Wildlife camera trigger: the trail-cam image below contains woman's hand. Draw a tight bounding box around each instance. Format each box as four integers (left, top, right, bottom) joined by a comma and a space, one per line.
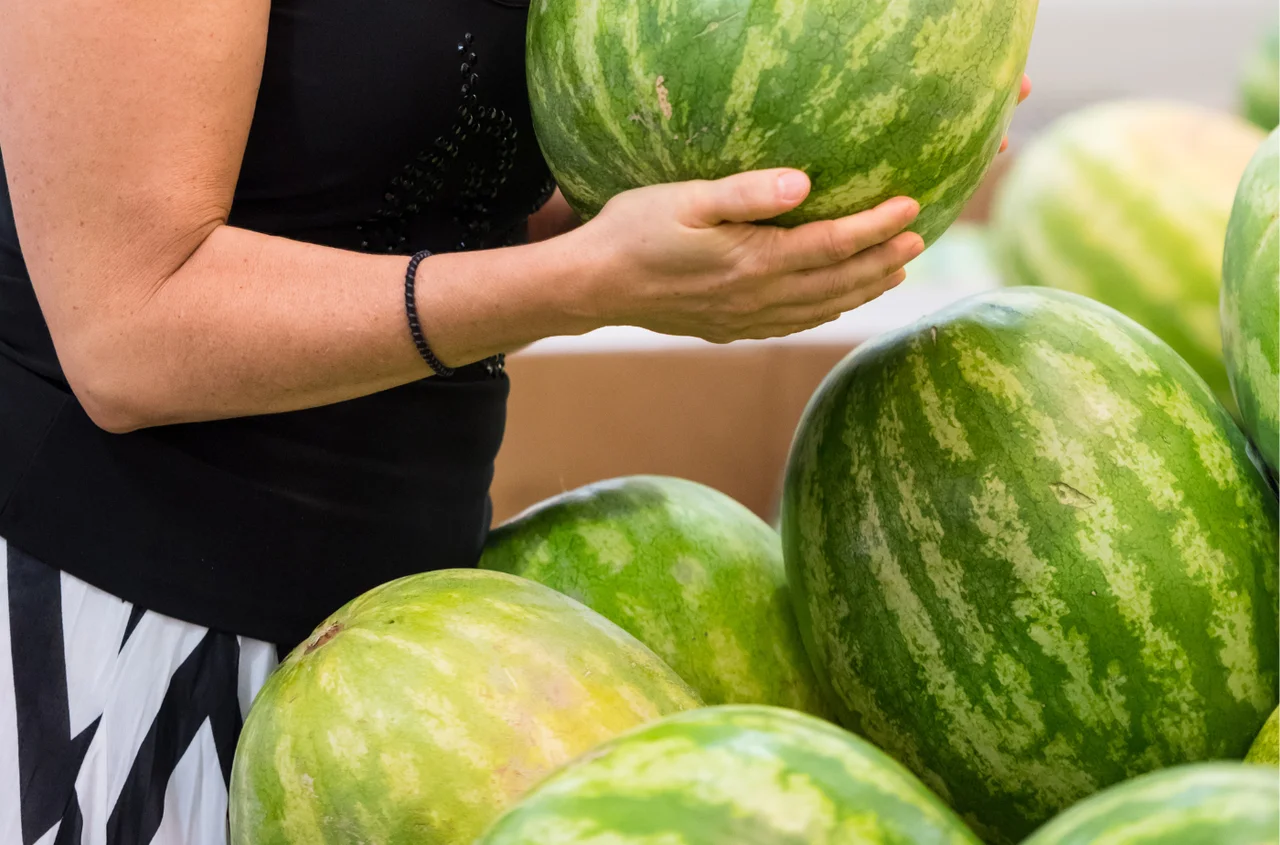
542, 74, 1031, 345
558, 168, 923, 344
999, 74, 1034, 153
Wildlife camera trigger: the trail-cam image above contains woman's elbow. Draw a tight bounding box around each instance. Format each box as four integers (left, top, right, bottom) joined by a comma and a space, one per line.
61, 344, 161, 434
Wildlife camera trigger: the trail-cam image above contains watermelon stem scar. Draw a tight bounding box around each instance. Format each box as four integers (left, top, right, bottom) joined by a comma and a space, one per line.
655, 76, 673, 121
304, 621, 343, 654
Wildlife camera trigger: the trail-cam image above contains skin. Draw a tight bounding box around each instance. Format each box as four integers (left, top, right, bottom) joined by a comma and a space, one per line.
0, 0, 1029, 434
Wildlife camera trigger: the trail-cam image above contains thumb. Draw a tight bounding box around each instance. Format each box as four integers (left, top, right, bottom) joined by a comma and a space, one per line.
680, 168, 811, 226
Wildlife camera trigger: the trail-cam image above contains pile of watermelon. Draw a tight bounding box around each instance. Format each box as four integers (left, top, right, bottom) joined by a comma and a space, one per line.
229, 3, 1280, 844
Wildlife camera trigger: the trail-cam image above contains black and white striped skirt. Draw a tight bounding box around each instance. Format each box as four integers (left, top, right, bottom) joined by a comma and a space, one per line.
0, 539, 279, 845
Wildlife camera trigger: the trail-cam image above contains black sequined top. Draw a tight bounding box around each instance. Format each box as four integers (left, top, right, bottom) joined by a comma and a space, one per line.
0, 0, 556, 646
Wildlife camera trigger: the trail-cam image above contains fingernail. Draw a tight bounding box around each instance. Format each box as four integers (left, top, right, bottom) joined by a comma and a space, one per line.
894, 197, 921, 220
908, 235, 926, 257
777, 171, 810, 203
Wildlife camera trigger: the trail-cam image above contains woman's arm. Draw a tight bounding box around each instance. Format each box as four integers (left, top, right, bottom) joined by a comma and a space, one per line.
0, 0, 585, 432
0, 0, 923, 434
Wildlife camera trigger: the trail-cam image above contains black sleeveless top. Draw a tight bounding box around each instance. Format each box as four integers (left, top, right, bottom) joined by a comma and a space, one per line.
0, 0, 555, 646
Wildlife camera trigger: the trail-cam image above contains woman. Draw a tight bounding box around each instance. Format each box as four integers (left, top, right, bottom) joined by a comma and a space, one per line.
0, 0, 1029, 840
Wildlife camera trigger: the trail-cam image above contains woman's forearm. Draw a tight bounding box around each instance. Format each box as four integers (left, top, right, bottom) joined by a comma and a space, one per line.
85, 224, 599, 433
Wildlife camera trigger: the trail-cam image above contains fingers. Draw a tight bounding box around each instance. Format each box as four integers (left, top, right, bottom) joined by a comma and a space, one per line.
679, 168, 812, 227
722, 236, 916, 342
795, 267, 909, 328
1001, 75, 1032, 154
738, 269, 909, 341
769, 231, 923, 307
764, 197, 920, 272
822, 266, 909, 318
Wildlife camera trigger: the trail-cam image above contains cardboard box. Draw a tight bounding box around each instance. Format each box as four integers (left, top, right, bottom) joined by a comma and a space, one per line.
494, 343, 850, 525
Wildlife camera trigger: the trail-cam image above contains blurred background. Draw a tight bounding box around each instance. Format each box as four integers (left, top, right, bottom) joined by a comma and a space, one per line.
492, 0, 1279, 526
1014, 0, 1273, 140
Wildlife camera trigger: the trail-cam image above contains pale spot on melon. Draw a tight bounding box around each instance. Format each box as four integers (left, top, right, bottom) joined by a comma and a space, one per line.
381, 750, 423, 801
326, 725, 368, 767
577, 523, 635, 574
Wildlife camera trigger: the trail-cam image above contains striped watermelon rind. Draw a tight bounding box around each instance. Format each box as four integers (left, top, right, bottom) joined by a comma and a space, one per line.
1222, 128, 1279, 473
475, 704, 983, 845
1021, 763, 1280, 845
228, 570, 700, 845
991, 100, 1265, 412
480, 475, 834, 717
781, 286, 1280, 844
526, 0, 1038, 243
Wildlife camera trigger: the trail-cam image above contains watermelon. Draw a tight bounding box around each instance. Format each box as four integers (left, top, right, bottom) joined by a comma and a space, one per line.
480, 476, 833, 717
228, 569, 700, 845
991, 101, 1265, 411
526, 0, 1038, 243
475, 705, 983, 845
780, 286, 1280, 844
1247, 707, 1279, 764
1242, 25, 1280, 132
1021, 763, 1280, 845
1222, 129, 1279, 473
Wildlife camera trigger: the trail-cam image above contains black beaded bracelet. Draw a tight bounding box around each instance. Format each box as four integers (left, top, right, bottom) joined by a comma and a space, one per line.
404, 250, 456, 378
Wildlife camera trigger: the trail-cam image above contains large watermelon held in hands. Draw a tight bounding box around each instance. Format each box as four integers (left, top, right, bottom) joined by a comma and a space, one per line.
780, 287, 1280, 845
229, 570, 700, 845
475, 705, 983, 845
1021, 763, 1280, 845
991, 101, 1265, 411
526, 0, 1039, 243
480, 476, 833, 717
1222, 129, 1279, 474
1247, 708, 1279, 764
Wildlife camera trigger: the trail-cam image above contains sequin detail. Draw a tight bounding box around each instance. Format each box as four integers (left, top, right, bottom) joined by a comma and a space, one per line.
357, 32, 547, 379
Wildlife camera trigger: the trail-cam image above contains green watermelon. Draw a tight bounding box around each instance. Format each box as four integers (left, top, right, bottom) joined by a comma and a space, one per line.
780, 286, 1280, 844
228, 570, 700, 845
1247, 708, 1279, 764
526, 0, 1038, 243
1222, 129, 1279, 474
1242, 25, 1280, 132
480, 476, 833, 717
1022, 763, 1280, 845
991, 101, 1265, 411
475, 705, 983, 845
